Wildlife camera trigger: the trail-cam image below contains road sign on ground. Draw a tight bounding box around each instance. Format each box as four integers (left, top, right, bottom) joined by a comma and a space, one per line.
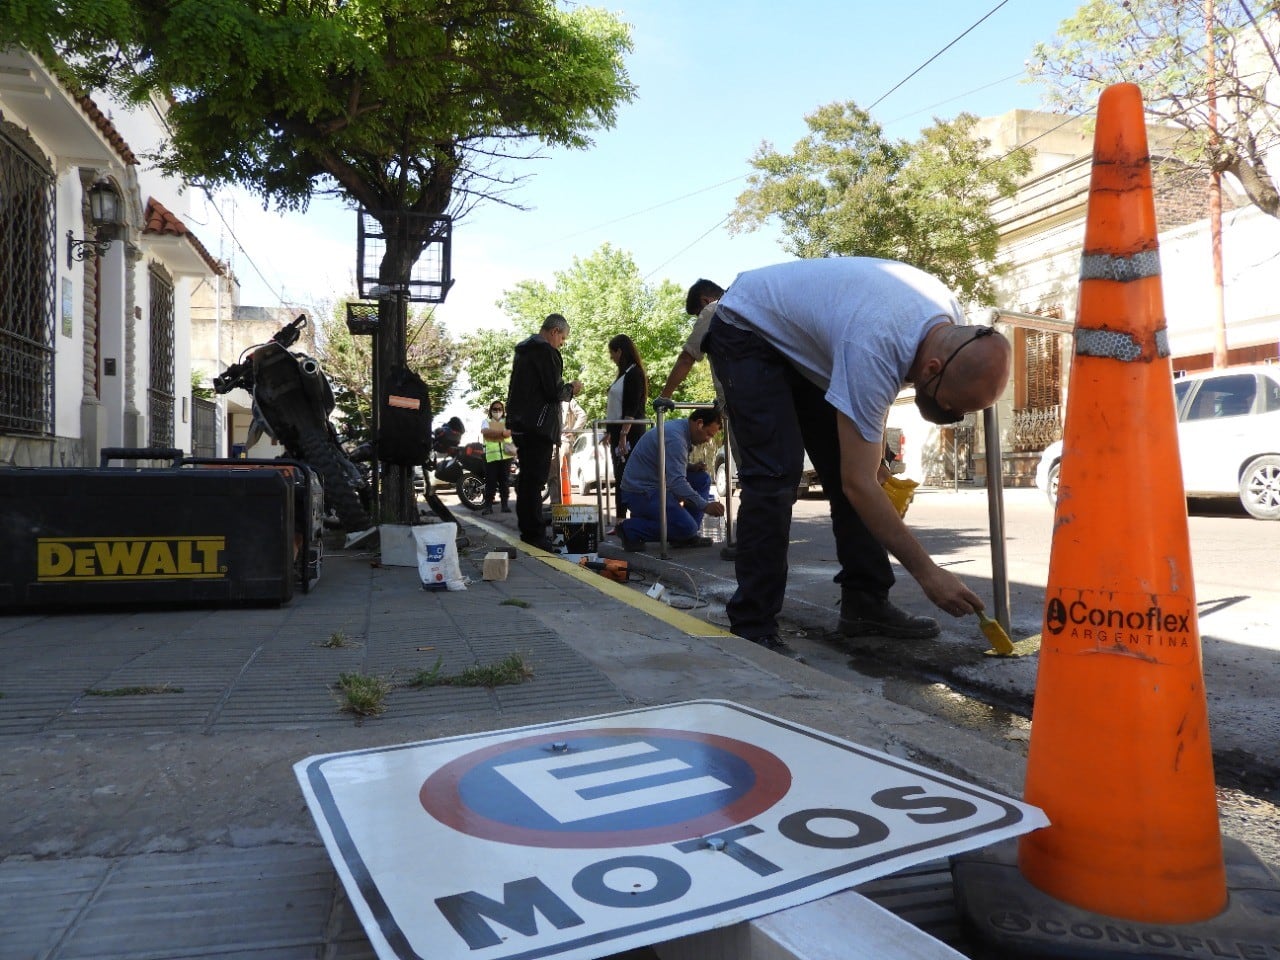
296, 699, 1047, 960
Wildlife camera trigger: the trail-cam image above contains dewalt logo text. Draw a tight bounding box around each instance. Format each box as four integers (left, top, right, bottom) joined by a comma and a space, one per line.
37, 537, 227, 582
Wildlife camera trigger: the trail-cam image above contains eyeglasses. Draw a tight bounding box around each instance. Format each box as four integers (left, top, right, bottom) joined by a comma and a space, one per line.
918, 326, 996, 424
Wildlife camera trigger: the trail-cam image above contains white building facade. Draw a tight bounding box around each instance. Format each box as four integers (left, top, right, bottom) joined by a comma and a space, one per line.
0, 47, 220, 469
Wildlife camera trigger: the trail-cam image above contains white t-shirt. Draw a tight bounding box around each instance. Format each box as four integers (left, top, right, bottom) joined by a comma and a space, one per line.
717, 257, 963, 442
606, 365, 632, 422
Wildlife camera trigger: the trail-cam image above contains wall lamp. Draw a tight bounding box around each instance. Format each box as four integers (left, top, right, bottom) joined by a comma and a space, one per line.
67, 180, 123, 268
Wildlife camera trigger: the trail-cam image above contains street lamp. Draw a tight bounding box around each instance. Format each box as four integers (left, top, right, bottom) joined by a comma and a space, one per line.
67, 180, 123, 267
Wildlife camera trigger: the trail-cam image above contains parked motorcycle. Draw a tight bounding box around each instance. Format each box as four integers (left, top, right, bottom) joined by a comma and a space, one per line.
430, 425, 541, 511
214, 315, 373, 531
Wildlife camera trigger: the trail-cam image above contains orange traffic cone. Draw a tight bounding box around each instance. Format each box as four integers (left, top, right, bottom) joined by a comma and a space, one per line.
560, 453, 573, 504
1017, 83, 1226, 922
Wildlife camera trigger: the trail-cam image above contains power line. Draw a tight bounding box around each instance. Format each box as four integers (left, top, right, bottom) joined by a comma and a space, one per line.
883, 71, 1024, 126
638, 1, 1026, 277
144, 98, 289, 305
552, 174, 746, 243
866, 0, 1014, 112
200, 190, 289, 305
643, 214, 732, 282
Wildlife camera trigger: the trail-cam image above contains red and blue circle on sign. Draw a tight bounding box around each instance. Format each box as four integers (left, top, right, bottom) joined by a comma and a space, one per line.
420, 728, 791, 848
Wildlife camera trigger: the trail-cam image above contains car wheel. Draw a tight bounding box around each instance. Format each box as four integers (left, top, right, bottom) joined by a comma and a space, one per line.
1046, 462, 1061, 504
1239, 454, 1280, 520
715, 461, 728, 499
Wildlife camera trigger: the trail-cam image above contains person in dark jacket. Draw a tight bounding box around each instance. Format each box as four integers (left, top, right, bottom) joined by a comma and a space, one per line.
605, 333, 648, 520
506, 314, 583, 548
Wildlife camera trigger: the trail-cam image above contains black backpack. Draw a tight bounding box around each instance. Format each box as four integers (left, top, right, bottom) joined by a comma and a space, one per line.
378, 366, 433, 465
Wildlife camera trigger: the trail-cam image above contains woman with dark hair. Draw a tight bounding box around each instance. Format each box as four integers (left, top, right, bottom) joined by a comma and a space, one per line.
606, 334, 648, 520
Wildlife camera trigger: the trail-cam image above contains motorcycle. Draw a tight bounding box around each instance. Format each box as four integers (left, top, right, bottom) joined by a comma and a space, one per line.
214, 315, 373, 531
431, 424, 542, 511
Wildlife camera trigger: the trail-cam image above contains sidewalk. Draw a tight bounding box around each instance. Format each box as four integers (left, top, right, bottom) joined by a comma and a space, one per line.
0, 509, 1035, 960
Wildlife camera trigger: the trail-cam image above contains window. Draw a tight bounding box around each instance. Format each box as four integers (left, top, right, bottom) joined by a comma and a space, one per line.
147, 266, 176, 447
1183, 374, 1257, 422
1262, 375, 1280, 413
0, 125, 57, 435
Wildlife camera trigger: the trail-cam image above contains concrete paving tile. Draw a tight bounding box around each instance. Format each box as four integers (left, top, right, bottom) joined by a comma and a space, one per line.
0, 857, 110, 960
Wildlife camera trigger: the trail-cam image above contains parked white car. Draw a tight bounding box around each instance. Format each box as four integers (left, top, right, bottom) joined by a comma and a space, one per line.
567, 430, 615, 496
1034, 364, 1280, 520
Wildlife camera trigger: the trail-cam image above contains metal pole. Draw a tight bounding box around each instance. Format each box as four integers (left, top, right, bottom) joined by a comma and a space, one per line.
370, 328, 380, 511
654, 408, 669, 558
982, 406, 1010, 634
592, 421, 607, 530
984, 308, 1075, 633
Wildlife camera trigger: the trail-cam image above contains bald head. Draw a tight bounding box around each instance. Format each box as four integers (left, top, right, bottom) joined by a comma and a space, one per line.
915, 325, 1012, 424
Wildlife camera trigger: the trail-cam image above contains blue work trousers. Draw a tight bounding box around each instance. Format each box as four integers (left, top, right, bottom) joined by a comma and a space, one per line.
620, 468, 711, 543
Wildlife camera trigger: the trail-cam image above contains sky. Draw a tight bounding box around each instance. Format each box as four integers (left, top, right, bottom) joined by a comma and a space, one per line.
190, 0, 1084, 419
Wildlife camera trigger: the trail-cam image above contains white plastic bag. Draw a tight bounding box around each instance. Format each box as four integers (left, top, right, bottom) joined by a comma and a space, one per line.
413, 522, 467, 591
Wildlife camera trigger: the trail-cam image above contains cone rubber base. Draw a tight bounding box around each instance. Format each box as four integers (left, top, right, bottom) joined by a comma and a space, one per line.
951, 838, 1280, 959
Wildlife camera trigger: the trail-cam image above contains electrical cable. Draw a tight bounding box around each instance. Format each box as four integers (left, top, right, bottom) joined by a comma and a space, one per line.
143, 99, 289, 306
865, 0, 1014, 113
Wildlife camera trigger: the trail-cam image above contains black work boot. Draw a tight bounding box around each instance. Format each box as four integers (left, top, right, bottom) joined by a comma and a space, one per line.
839, 590, 939, 640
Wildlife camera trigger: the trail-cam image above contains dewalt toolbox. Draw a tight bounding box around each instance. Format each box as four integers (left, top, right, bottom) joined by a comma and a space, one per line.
0, 452, 295, 610
182, 457, 324, 593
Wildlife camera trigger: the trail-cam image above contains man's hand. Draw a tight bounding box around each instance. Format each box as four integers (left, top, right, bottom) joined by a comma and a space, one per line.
652, 396, 675, 413
917, 566, 984, 619
703, 501, 725, 518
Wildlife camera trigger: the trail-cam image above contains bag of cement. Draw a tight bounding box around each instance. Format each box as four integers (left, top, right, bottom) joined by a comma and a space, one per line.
413, 522, 466, 591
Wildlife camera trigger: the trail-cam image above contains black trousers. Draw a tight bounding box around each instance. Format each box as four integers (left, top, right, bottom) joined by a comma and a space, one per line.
483, 458, 511, 507
704, 317, 893, 640
513, 434, 553, 541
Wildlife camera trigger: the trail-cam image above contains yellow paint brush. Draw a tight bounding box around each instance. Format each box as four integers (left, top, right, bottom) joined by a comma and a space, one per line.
977, 611, 1015, 656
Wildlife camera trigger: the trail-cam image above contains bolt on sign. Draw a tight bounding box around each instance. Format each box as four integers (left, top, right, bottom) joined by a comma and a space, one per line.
295, 700, 1047, 960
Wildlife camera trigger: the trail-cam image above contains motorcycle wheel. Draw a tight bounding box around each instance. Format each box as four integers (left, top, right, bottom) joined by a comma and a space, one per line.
456, 473, 485, 510
299, 430, 375, 531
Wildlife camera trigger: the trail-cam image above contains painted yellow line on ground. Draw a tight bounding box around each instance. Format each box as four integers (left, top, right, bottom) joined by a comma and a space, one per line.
466, 515, 735, 639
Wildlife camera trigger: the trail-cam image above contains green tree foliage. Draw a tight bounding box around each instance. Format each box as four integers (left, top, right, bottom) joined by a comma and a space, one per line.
0, 0, 634, 519
457, 328, 520, 413
318, 301, 458, 442
458, 245, 712, 422
729, 102, 1032, 305
0, 0, 635, 219
1028, 0, 1280, 217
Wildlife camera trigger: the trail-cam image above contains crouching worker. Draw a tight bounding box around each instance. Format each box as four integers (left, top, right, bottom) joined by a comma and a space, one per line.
615, 406, 726, 552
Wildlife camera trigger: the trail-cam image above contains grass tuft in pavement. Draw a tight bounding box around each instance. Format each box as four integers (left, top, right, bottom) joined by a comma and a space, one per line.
335, 672, 392, 716
85, 684, 184, 697
406, 652, 533, 689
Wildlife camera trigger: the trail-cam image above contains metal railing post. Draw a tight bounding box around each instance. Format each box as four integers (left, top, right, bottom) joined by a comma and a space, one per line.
588, 417, 654, 532
654, 407, 669, 558
982, 406, 1010, 635
985, 308, 1075, 635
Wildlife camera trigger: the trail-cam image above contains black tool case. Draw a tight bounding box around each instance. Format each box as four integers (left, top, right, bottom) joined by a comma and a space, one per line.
0, 449, 295, 610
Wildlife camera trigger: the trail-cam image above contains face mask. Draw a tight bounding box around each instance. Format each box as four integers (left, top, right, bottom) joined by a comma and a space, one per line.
913, 325, 995, 424
914, 391, 965, 425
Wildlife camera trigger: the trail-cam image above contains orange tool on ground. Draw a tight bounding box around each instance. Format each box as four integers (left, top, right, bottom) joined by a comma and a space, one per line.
1017, 82, 1226, 923
579, 557, 628, 583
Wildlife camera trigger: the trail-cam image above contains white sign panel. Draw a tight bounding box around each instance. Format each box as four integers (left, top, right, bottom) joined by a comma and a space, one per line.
295, 699, 1046, 960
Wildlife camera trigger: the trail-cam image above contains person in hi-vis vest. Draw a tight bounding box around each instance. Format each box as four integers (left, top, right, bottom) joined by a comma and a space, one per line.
480, 400, 514, 515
